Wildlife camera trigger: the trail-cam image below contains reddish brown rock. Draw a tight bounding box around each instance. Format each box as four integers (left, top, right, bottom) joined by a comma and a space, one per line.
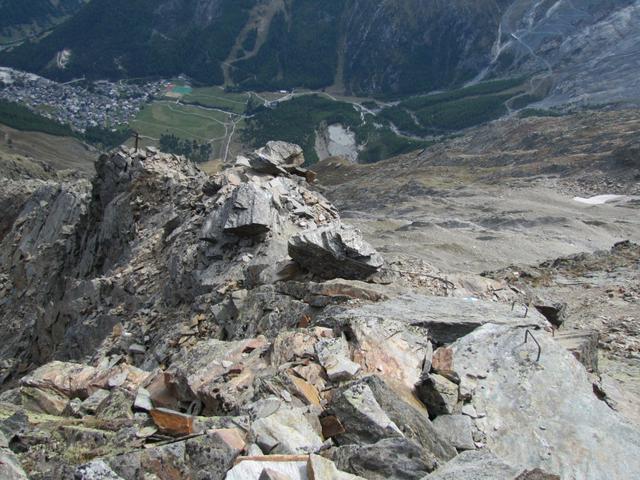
320, 415, 345, 438
432, 347, 454, 373
150, 408, 195, 436
288, 374, 322, 407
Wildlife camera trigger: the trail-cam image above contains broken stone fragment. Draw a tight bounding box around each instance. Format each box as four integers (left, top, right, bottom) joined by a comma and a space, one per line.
144, 371, 180, 410
328, 375, 456, 462
80, 388, 110, 415
250, 406, 324, 454
287, 373, 322, 407
432, 415, 476, 451
421, 450, 520, 479
133, 387, 153, 412
288, 225, 383, 280
95, 388, 134, 420
320, 415, 346, 438
259, 468, 293, 480
515, 469, 561, 479
330, 437, 439, 480
431, 347, 454, 373
150, 408, 195, 436
0, 441, 29, 480
554, 329, 599, 372
223, 183, 275, 236
20, 386, 69, 416
128, 343, 146, 355
415, 373, 459, 418
75, 459, 124, 480
316, 335, 360, 382
226, 456, 310, 480
108, 429, 243, 479
307, 453, 367, 480
247, 141, 305, 176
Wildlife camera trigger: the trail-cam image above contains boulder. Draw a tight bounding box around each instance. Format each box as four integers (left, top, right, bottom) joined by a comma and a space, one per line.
421, 450, 520, 480
164, 337, 270, 415
288, 225, 383, 280
0, 445, 29, 480
415, 373, 459, 418
328, 376, 456, 462
432, 415, 475, 451
150, 408, 195, 436
80, 389, 111, 415
554, 329, 599, 372
451, 324, 640, 479
315, 335, 360, 382
345, 317, 431, 392
431, 347, 454, 373
246, 141, 305, 176
272, 328, 334, 365
95, 389, 134, 421
226, 456, 310, 480
109, 429, 244, 480
328, 380, 402, 445
250, 406, 324, 454
74, 459, 125, 480
20, 362, 98, 399
330, 437, 439, 480
222, 183, 274, 236
307, 454, 367, 480
20, 386, 69, 415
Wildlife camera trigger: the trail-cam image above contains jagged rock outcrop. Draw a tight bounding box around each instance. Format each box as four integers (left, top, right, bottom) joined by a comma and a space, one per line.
1, 142, 640, 479
288, 225, 384, 280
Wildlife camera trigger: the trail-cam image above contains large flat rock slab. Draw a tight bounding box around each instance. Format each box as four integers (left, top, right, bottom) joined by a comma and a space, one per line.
451, 324, 640, 479
328, 294, 548, 344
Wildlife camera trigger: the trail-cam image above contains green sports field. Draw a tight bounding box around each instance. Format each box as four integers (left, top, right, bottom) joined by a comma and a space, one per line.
181, 86, 249, 114
130, 101, 231, 142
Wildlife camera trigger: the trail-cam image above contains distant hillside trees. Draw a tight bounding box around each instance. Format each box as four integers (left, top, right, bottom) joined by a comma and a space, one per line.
159, 134, 213, 163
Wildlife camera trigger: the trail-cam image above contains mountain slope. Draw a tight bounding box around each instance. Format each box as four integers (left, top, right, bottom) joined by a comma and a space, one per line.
1, 0, 256, 83
0, 0, 638, 104
0, 0, 87, 44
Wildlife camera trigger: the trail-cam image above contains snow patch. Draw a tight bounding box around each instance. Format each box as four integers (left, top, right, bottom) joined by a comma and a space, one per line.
573, 194, 626, 205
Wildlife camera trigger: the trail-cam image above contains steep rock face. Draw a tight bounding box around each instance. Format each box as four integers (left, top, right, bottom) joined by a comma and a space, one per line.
485, 0, 640, 107
341, 0, 511, 94
0, 143, 380, 384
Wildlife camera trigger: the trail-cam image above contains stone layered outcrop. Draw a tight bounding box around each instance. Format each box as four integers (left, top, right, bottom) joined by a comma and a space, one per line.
0, 142, 639, 479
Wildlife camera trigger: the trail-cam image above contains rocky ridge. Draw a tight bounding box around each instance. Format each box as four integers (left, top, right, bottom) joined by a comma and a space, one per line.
0, 142, 639, 479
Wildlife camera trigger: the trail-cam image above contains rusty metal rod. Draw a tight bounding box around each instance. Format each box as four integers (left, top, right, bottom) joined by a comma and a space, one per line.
524, 329, 542, 362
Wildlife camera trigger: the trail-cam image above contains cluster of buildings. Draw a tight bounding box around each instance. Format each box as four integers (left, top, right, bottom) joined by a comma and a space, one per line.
0, 67, 167, 131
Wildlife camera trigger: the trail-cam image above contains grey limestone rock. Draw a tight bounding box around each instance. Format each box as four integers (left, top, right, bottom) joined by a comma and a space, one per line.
432, 414, 476, 451
421, 450, 520, 480
451, 324, 640, 479
288, 225, 383, 280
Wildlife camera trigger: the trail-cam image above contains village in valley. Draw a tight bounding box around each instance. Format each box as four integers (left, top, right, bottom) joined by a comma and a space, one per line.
0, 67, 168, 132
